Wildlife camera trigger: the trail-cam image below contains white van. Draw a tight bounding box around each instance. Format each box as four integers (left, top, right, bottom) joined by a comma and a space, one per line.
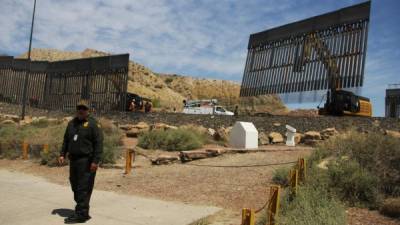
182, 99, 234, 116
183, 105, 234, 116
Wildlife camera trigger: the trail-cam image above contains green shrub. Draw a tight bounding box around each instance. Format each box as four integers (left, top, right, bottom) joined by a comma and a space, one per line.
152, 98, 161, 108
31, 118, 50, 128
0, 119, 123, 166
102, 130, 123, 164
138, 128, 205, 151
380, 198, 400, 218
164, 77, 173, 84
318, 131, 400, 196
276, 185, 346, 225
272, 167, 290, 187
307, 147, 331, 166
99, 118, 123, 164
40, 144, 62, 167
327, 159, 380, 208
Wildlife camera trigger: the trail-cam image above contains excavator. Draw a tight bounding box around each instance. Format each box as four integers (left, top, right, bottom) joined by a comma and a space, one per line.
302, 33, 372, 117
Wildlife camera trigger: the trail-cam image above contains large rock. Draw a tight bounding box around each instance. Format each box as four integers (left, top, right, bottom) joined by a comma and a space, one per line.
268, 132, 284, 144
304, 131, 322, 140
152, 155, 180, 165
303, 131, 322, 146
119, 124, 134, 131
47, 118, 59, 124
385, 130, 400, 139
179, 149, 224, 162
273, 122, 281, 127
294, 133, 304, 144
1, 119, 16, 125
207, 128, 216, 137
134, 122, 150, 130
3, 114, 20, 122
214, 126, 232, 142
151, 123, 177, 131
126, 128, 141, 138
320, 128, 338, 140
258, 132, 270, 145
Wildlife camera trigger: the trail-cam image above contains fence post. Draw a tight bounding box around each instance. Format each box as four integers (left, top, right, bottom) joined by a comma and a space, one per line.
22, 142, 29, 160
289, 169, 298, 196
298, 158, 306, 183
267, 185, 281, 225
124, 148, 135, 175
43, 144, 49, 154
241, 208, 255, 225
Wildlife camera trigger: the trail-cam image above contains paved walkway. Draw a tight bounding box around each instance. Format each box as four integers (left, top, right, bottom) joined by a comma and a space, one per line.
0, 170, 220, 225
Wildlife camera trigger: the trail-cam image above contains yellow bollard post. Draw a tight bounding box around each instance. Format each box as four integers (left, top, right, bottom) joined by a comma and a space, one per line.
22, 142, 29, 160
289, 169, 299, 196
298, 158, 306, 182
241, 208, 255, 225
125, 149, 131, 174
267, 185, 281, 225
43, 144, 49, 154
125, 148, 135, 175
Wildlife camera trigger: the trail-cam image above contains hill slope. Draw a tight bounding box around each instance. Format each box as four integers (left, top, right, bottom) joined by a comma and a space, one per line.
19, 48, 287, 113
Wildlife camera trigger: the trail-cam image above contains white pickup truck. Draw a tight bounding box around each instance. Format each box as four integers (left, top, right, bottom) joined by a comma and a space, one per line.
183, 105, 234, 116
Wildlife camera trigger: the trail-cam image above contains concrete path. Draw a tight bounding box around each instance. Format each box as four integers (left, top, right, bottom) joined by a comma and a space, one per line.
0, 170, 220, 225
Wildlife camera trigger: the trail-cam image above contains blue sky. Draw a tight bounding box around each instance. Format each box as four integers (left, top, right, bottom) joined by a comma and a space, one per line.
0, 0, 399, 116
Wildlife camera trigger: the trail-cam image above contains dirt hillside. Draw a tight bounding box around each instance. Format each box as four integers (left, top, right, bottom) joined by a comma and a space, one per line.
19, 48, 287, 113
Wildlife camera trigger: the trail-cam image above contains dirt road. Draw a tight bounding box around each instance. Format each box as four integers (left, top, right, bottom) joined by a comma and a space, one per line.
0, 169, 220, 225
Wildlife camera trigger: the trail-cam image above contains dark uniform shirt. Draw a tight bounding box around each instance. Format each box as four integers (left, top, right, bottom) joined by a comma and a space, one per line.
61, 116, 103, 164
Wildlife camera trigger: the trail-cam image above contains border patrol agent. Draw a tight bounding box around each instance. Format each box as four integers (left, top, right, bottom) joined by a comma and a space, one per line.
59, 100, 103, 224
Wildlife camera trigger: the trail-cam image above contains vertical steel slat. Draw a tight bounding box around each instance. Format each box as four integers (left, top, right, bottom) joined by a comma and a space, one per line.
253, 47, 262, 96
276, 43, 286, 93
354, 22, 363, 87
242, 49, 253, 96
258, 46, 268, 95
345, 28, 354, 88
343, 27, 352, 88
253, 48, 262, 95
283, 40, 293, 93
351, 25, 358, 87
263, 47, 273, 95
260, 45, 270, 94
360, 20, 369, 87
273, 43, 283, 93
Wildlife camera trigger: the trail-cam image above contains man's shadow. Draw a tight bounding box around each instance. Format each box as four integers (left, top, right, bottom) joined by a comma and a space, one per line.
51, 208, 74, 218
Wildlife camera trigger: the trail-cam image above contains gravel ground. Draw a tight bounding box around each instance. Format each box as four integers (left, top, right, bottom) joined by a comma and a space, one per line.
2, 102, 400, 134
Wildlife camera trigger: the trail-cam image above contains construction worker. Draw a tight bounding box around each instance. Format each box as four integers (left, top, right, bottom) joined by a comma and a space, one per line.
144, 101, 152, 113
234, 105, 239, 117
59, 100, 103, 224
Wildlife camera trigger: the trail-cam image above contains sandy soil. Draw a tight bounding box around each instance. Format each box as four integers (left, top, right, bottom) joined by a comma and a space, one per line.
0, 145, 311, 225
1, 144, 398, 225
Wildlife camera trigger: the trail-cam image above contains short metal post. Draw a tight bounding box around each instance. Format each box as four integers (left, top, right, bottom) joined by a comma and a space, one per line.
298, 158, 306, 182
289, 169, 299, 196
43, 144, 49, 154
267, 185, 281, 225
241, 208, 255, 225
124, 149, 134, 174
22, 142, 29, 160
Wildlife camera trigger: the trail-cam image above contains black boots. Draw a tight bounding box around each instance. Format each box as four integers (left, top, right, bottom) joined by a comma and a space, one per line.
64, 214, 91, 224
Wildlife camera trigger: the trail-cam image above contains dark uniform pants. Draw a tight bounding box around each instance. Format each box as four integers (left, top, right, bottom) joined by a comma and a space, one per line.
69, 157, 96, 217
